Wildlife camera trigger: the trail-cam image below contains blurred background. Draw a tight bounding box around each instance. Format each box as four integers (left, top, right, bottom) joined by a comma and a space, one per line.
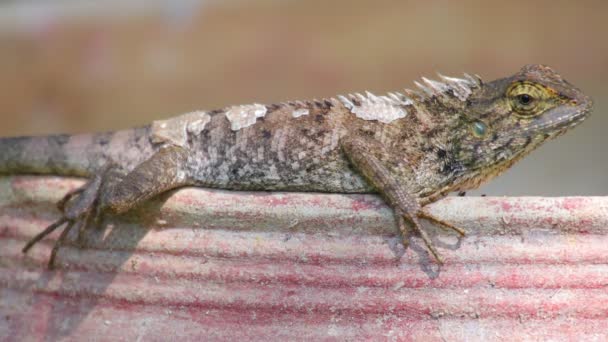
0, 0, 606, 196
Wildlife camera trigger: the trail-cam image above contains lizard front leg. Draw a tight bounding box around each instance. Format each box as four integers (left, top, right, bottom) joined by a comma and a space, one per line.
22, 145, 190, 269
341, 137, 464, 264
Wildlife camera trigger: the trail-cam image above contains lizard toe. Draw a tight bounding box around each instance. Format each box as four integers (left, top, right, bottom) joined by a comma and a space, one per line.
22, 174, 105, 269
396, 213, 444, 265
418, 211, 466, 236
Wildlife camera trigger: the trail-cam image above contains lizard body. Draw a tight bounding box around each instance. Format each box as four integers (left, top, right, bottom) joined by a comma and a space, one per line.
0, 64, 593, 268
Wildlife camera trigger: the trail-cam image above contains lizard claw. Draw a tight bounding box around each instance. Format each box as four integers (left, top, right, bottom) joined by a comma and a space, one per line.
21, 215, 78, 269
418, 211, 466, 237
396, 214, 444, 265
396, 211, 465, 265
22, 175, 104, 269
22, 217, 69, 255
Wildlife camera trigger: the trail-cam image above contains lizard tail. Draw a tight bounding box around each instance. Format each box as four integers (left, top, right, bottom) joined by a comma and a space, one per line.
0, 127, 155, 177
0, 134, 91, 176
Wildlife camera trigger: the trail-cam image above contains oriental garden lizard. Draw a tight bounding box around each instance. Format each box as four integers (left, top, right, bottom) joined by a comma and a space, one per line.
0, 64, 593, 268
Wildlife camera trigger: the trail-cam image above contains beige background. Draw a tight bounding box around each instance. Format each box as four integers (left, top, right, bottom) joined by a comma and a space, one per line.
0, 0, 606, 195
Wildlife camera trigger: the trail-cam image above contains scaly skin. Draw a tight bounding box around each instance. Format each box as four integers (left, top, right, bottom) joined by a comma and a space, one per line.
0, 64, 593, 268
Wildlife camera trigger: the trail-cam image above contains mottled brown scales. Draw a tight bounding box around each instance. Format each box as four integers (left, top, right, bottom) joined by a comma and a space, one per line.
0, 64, 593, 268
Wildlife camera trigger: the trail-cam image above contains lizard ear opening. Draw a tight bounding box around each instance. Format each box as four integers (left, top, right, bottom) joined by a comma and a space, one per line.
471, 121, 487, 138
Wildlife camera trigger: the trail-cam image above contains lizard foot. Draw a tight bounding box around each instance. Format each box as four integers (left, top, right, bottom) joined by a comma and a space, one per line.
396, 210, 465, 265
22, 172, 105, 269
418, 211, 466, 237
22, 147, 189, 269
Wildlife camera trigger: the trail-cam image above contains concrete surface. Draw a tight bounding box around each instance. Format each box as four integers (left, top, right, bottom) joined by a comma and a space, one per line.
1, 176, 608, 341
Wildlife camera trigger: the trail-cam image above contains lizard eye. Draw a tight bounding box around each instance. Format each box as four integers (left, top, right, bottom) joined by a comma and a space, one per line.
517, 94, 533, 106
507, 81, 554, 117
512, 92, 539, 115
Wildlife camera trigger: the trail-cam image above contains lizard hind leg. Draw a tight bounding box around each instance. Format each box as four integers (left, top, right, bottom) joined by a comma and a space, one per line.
21, 166, 116, 269
22, 146, 190, 269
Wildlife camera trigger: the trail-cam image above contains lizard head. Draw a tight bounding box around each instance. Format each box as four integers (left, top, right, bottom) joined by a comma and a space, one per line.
451, 64, 593, 189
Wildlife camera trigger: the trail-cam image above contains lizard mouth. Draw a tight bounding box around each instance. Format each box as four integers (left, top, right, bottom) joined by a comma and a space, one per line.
523, 93, 593, 135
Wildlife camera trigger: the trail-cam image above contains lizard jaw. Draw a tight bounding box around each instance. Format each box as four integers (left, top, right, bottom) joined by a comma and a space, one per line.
519, 84, 592, 138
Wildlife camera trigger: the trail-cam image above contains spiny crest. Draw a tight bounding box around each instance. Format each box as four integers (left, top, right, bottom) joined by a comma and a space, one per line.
337, 91, 412, 124
149, 71, 485, 146
336, 72, 482, 124
428, 73, 482, 101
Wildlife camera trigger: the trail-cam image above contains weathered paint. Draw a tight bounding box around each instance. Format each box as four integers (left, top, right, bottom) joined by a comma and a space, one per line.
1, 176, 608, 341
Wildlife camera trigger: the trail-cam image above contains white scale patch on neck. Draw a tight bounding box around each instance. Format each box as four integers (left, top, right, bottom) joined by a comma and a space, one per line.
292, 108, 309, 118
225, 103, 268, 131
338, 91, 412, 124
151, 110, 211, 147
337, 73, 481, 124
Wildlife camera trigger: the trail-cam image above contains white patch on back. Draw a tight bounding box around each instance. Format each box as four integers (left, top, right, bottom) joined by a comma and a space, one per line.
338, 91, 412, 124
225, 103, 267, 131
338, 73, 482, 124
292, 108, 309, 118
151, 110, 210, 147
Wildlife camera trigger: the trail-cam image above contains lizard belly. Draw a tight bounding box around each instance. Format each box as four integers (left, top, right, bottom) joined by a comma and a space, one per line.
187, 149, 372, 193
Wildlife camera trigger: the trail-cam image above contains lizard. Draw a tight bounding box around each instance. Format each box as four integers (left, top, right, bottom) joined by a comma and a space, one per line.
0, 64, 593, 269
